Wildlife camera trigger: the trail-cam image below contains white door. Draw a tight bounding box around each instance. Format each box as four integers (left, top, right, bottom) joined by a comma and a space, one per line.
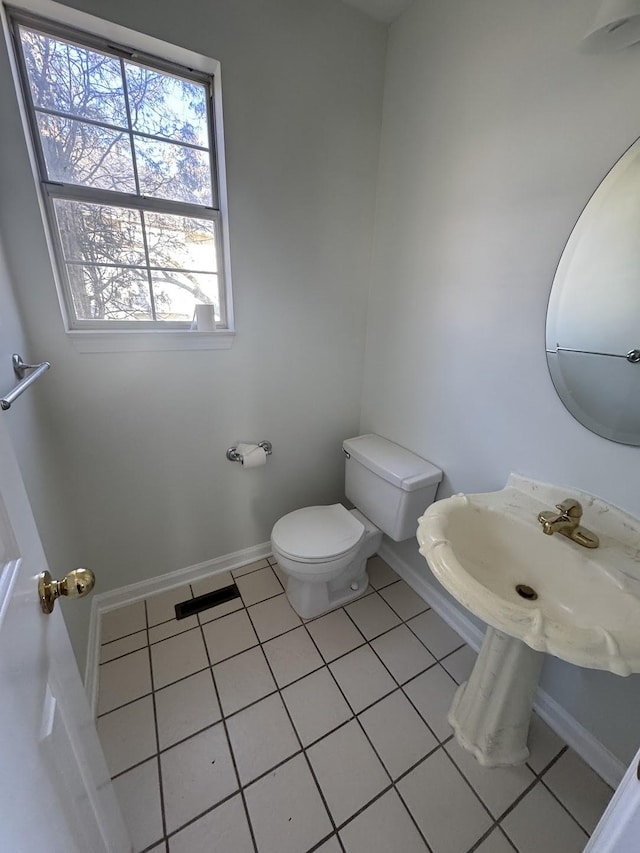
0, 412, 131, 851
586, 748, 640, 853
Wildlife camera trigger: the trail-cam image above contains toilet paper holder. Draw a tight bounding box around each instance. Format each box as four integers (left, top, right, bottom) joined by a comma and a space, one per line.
226, 440, 272, 464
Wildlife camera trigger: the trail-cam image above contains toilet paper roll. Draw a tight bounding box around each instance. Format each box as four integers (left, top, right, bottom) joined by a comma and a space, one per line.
237, 443, 267, 468
194, 303, 217, 331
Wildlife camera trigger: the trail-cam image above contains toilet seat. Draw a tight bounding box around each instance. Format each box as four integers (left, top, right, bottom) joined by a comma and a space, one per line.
271, 504, 364, 564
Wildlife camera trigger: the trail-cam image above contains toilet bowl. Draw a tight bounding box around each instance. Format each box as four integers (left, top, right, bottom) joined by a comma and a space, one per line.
271, 434, 443, 620
271, 505, 382, 618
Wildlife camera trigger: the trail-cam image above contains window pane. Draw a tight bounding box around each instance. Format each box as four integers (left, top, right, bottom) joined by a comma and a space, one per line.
134, 136, 212, 205
144, 212, 217, 272
54, 200, 146, 266
15, 19, 225, 328
67, 264, 152, 320
20, 27, 127, 126
37, 113, 136, 191
151, 272, 219, 322
125, 63, 208, 147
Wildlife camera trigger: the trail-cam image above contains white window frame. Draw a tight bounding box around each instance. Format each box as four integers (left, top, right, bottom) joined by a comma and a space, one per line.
1, 0, 234, 351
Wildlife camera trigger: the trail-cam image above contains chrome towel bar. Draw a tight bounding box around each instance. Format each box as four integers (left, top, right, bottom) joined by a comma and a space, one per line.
1, 354, 50, 411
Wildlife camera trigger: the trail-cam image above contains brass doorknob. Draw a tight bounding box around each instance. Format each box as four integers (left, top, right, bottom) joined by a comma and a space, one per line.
38, 568, 95, 615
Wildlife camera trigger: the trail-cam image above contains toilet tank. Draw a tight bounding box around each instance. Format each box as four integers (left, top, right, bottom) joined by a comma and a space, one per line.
343, 434, 443, 542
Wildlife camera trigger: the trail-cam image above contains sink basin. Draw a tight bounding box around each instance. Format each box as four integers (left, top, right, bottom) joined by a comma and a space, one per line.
417, 474, 640, 676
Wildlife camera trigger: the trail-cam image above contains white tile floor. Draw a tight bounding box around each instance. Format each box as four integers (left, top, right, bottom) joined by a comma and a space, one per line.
96, 555, 613, 853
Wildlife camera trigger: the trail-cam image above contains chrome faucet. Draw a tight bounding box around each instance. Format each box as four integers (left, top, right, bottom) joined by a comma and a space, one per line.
537, 499, 600, 549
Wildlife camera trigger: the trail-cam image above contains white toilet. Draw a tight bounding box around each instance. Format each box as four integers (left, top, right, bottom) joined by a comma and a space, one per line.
271, 434, 443, 619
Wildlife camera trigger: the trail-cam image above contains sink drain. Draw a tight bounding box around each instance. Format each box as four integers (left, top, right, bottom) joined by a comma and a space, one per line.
516, 584, 538, 601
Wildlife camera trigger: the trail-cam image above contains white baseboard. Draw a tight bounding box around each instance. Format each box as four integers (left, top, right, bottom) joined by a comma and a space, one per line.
84, 541, 272, 716
379, 542, 627, 789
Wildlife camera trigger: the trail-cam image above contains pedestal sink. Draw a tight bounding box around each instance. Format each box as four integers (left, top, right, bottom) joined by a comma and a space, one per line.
416, 474, 640, 767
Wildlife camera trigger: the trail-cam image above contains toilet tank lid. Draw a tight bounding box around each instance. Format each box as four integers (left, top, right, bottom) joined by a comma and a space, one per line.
342, 434, 442, 492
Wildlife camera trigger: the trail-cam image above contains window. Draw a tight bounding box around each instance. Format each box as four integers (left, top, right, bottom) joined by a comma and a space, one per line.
8, 10, 232, 338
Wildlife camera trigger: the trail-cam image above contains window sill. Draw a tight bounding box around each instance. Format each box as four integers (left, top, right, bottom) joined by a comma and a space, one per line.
67, 329, 236, 353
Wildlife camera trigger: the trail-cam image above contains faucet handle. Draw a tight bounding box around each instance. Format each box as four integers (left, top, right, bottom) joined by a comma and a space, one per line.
555, 499, 582, 520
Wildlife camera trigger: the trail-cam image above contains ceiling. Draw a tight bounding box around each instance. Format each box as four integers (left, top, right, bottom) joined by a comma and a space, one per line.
340, 0, 414, 24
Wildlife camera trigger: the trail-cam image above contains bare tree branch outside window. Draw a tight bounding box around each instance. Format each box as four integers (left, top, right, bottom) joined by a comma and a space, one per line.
15, 23, 222, 325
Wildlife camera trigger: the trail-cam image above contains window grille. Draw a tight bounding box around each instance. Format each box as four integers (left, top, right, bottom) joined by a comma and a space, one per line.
9, 10, 229, 330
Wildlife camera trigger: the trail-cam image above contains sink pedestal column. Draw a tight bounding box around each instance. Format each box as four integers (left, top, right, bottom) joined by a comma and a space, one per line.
448, 626, 544, 767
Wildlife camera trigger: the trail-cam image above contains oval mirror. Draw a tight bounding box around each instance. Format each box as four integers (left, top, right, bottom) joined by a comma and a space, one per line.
546, 137, 640, 445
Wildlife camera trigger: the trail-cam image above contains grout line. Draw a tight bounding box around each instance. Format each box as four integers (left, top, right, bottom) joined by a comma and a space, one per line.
102, 588, 248, 650
110, 715, 343, 788
462, 746, 571, 852
146, 583, 196, 628
138, 839, 168, 853
332, 781, 398, 830
330, 747, 441, 850
341, 603, 444, 746
333, 616, 439, 851
100, 587, 436, 675
434, 641, 467, 665
445, 731, 574, 850
436, 643, 473, 684
539, 775, 591, 838
99, 641, 150, 666
339, 598, 571, 852
110, 751, 161, 783
149, 621, 205, 645
403, 615, 466, 665
96, 689, 156, 719
197, 603, 245, 628
440, 743, 517, 833
301, 613, 433, 852
194, 611, 260, 853
243, 601, 347, 852
401, 658, 454, 693
391, 738, 449, 786
231, 560, 273, 579
101, 626, 148, 646
366, 564, 403, 592
237, 585, 288, 611
375, 578, 431, 623
99, 647, 434, 726
525, 745, 568, 778
498, 828, 520, 853
163, 789, 248, 846
306, 832, 342, 852
466, 824, 517, 853
515, 743, 567, 789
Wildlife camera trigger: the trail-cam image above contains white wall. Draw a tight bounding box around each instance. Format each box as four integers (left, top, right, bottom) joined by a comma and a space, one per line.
0, 237, 83, 647
0, 0, 387, 667
361, 0, 640, 765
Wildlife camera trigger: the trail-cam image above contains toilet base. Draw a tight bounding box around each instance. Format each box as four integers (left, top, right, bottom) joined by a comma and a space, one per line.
285, 562, 370, 619
275, 508, 383, 620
